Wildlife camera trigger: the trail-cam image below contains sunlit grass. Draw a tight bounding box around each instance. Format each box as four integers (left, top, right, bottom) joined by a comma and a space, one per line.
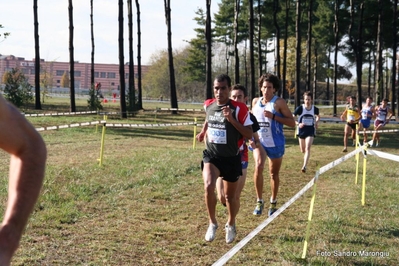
0, 98, 398, 265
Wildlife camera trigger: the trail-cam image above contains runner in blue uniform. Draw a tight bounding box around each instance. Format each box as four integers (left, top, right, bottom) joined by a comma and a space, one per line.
251, 73, 295, 217
359, 96, 374, 144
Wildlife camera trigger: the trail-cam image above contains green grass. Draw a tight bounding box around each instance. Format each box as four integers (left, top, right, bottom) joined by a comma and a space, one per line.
0, 98, 398, 265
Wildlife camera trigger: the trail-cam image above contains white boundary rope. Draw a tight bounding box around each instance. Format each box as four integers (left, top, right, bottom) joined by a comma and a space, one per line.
105, 122, 196, 128
35, 120, 106, 132
367, 149, 399, 162
25, 111, 97, 117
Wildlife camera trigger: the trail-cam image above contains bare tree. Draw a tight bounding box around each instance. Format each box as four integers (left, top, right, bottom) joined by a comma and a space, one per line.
205, 0, 212, 99
164, 0, 178, 113
135, 0, 143, 110
282, 0, 290, 100
68, 0, 76, 112
33, 0, 42, 109
257, 0, 262, 80
249, 0, 256, 100
234, 0, 240, 84
392, 0, 398, 118
127, 0, 136, 113
348, 0, 365, 108
273, 0, 280, 82
306, 0, 313, 92
90, 0, 95, 87
333, 0, 339, 116
118, 0, 127, 118
295, 0, 301, 108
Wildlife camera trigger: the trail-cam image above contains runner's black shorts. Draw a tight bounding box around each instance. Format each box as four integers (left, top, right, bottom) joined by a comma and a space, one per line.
201, 149, 241, 182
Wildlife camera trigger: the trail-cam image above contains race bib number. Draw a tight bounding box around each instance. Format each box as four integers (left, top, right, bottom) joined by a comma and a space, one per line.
348, 115, 355, 121
259, 122, 271, 139
208, 128, 227, 144
302, 117, 314, 126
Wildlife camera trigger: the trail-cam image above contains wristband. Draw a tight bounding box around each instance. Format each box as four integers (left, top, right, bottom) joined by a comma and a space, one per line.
272, 114, 275, 120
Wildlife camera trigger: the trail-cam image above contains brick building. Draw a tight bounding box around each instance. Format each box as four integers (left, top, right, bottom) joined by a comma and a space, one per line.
0, 54, 149, 95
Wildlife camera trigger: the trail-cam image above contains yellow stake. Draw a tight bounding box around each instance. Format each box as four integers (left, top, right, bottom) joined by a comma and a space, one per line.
355, 124, 360, 184
362, 146, 368, 206
193, 117, 197, 150
98, 115, 107, 166
302, 179, 317, 259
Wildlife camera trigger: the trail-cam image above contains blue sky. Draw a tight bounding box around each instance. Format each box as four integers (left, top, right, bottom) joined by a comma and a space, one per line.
1, 0, 220, 65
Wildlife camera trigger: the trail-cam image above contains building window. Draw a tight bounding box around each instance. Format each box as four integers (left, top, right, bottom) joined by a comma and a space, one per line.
111, 82, 115, 86
107, 72, 116, 78
74, 71, 81, 77
21, 68, 28, 74
125, 73, 129, 79
56, 70, 65, 76
30, 69, 35, 75
100, 72, 106, 78
57, 80, 60, 83
94, 72, 99, 78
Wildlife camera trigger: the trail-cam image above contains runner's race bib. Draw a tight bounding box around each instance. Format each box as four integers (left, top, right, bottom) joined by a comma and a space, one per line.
302, 117, 314, 126
208, 128, 227, 144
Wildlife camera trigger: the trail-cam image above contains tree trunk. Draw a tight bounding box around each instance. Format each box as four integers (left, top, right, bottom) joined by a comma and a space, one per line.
234, 0, 240, 84
68, 0, 76, 112
273, 0, 281, 96
205, 0, 212, 100
295, 0, 301, 108
33, 0, 42, 109
356, 3, 364, 108
392, 0, 398, 118
249, 0, 255, 101
127, 0, 135, 113
164, 0, 178, 114
333, 0, 339, 116
326, 46, 330, 104
90, 0, 95, 87
118, 0, 127, 118
282, 0, 289, 100
257, 0, 262, 82
135, 0, 143, 110
313, 41, 317, 101
375, 0, 383, 103
306, 0, 313, 92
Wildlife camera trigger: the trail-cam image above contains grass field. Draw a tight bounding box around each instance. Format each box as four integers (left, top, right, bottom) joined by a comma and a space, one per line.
0, 98, 398, 265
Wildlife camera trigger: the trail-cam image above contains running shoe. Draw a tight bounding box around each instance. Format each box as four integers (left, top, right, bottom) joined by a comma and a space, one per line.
342, 147, 347, 152
376, 141, 379, 147
268, 202, 277, 217
225, 224, 236, 244
301, 167, 306, 173
205, 223, 218, 242
253, 200, 264, 216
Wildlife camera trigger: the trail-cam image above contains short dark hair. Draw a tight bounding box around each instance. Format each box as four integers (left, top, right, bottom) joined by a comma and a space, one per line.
231, 84, 247, 97
258, 73, 280, 93
383, 98, 389, 102
214, 74, 231, 87
303, 91, 313, 99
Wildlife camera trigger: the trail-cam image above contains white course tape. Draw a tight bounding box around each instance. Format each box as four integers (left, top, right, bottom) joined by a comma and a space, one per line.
25, 111, 97, 117
367, 149, 399, 163
35, 120, 106, 132
318, 148, 361, 175
362, 128, 399, 134
105, 122, 196, 128
213, 148, 362, 266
